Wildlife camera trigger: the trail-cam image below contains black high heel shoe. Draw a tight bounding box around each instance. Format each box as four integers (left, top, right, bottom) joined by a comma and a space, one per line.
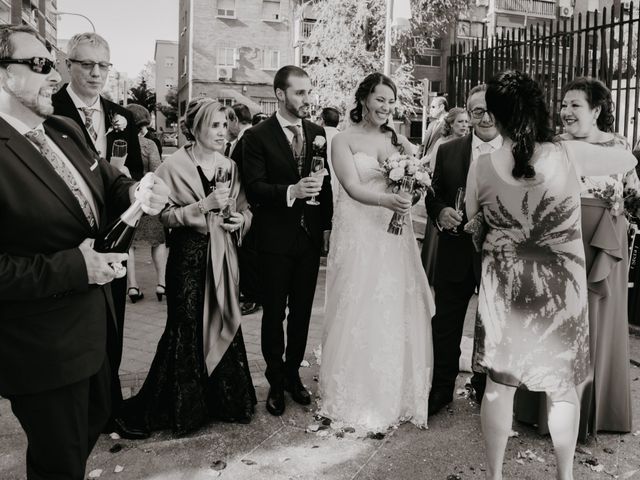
156, 284, 166, 301
128, 287, 144, 303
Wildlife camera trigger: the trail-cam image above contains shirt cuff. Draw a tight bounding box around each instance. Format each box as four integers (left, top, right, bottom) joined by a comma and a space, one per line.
286, 185, 295, 207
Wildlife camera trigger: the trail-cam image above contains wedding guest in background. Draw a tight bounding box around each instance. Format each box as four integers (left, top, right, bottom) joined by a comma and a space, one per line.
318, 106, 341, 201
467, 70, 636, 480
242, 65, 333, 416
420, 106, 470, 283
515, 77, 638, 441
224, 106, 238, 156
0, 24, 169, 477
51, 31, 144, 435
426, 85, 498, 416
252, 111, 268, 126
230, 103, 262, 316
121, 99, 256, 437
125, 104, 167, 303
419, 96, 448, 158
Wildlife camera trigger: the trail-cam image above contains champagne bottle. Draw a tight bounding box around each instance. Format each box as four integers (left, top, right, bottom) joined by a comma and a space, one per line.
94, 201, 144, 253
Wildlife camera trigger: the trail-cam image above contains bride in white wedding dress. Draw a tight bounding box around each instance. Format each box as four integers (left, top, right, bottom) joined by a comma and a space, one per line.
319, 73, 434, 432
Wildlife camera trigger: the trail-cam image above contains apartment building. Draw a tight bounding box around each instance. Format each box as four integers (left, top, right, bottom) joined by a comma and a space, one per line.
155, 40, 179, 129
2, 0, 57, 48
177, 0, 300, 120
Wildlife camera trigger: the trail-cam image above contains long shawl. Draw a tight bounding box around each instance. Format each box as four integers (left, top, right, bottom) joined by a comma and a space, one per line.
156, 146, 252, 374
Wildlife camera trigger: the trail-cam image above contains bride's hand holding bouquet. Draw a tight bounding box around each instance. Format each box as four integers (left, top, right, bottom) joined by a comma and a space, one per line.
379, 152, 433, 235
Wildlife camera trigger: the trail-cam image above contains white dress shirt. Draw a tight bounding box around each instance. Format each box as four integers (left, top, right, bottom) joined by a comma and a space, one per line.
275, 110, 305, 207
1, 112, 99, 222
471, 132, 503, 163
66, 85, 107, 158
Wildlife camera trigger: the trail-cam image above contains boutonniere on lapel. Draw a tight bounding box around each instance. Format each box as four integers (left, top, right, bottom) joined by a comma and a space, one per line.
312, 135, 326, 156
105, 112, 127, 136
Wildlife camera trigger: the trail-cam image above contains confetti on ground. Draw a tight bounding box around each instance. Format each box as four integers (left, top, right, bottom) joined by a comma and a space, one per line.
300, 360, 310, 368
114, 465, 124, 473
109, 432, 121, 440
241, 459, 257, 466
517, 449, 545, 463
87, 469, 103, 479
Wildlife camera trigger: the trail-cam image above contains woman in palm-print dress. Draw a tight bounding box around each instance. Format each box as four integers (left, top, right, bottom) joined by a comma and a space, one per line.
465, 72, 637, 480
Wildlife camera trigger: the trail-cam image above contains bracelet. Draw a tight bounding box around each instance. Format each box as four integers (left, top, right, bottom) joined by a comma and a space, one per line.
197, 200, 207, 215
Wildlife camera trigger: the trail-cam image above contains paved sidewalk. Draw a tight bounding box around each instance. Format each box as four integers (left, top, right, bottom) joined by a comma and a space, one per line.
1, 249, 640, 480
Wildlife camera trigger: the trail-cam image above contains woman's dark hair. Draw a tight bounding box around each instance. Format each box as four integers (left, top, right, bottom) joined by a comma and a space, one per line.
486, 71, 554, 179
252, 112, 268, 126
349, 73, 401, 150
562, 77, 615, 133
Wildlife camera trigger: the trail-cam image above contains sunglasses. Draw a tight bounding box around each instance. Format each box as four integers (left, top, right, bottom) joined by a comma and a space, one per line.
0, 57, 56, 74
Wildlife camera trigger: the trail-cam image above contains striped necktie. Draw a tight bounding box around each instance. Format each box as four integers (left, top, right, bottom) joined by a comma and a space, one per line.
81, 107, 98, 141
25, 129, 97, 228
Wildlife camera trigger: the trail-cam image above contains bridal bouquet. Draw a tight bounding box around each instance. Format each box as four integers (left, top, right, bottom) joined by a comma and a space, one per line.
379, 152, 433, 235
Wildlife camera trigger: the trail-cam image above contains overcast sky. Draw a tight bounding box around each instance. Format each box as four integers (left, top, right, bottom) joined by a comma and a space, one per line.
57, 0, 179, 80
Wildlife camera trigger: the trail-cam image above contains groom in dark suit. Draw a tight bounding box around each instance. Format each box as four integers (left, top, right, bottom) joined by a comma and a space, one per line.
0, 25, 169, 478
51, 32, 144, 435
426, 84, 501, 415
242, 65, 333, 416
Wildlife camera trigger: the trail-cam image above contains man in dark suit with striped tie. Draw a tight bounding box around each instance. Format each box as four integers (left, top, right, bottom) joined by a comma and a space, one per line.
242, 66, 333, 416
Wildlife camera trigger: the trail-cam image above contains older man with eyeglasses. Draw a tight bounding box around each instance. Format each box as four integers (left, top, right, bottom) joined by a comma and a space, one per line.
425, 84, 502, 416
0, 25, 169, 479
51, 32, 148, 439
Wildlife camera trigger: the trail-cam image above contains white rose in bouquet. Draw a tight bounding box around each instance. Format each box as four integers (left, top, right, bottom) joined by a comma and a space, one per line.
389, 167, 405, 182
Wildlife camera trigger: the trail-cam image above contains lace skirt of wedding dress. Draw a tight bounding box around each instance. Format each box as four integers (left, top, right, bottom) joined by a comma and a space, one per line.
319, 180, 435, 432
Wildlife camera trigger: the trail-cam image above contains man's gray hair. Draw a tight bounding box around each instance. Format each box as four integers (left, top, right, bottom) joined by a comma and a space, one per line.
467, 84, 487, 104
67, 32, 110, 59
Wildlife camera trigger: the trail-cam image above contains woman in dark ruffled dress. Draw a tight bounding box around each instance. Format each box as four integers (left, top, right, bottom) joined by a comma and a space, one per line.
122, 99, 256, 436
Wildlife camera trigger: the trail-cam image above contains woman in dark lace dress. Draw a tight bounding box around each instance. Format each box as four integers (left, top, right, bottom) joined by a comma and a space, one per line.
122, 99, 256, 436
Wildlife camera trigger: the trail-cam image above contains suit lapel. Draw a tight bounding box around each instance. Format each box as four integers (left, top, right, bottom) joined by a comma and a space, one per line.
302, 120, 317, 177
54, 85, 99, 154
44, 120, 105, 212
461, 134, 473, 178
1, 118, 91, 229
267, 115, 299, 179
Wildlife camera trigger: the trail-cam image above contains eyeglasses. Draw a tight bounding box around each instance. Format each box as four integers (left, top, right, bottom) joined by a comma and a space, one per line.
0, 57, 56, 74
469, 108, 490, 119
68, 59, 113, 72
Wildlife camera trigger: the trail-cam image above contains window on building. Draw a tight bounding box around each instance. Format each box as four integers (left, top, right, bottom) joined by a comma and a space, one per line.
165, 78, 175, 88
262, 0, 280, 21
424, 38, 442, 50
0, 0, 11, 25
259, 99, 278, 114
218, 98, 234, 106
457, 20, 484, 39
263, 49, 280, 70
415, 54, 441, 67
430, 81, 442, 93
165, 56, 175, 67
217, 0, 235, 17
217, 47, 237, 67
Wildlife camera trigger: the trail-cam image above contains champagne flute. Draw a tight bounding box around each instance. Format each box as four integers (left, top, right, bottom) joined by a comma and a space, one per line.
454, 187, 465, 234
214, 166, 231, 189
111, 139, 128, 171
307, 156, 325, 206
222, 198, 236, 224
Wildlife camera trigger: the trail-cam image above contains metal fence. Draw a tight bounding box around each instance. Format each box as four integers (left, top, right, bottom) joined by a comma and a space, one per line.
447, 3, 640, 146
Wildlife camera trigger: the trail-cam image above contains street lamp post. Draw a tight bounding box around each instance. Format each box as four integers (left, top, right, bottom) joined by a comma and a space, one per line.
55, 10, 96, 33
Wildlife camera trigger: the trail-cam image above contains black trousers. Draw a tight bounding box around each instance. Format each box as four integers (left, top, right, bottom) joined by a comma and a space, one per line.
8, 360, 110, 480
238, 228, 261, 304
431, 267, 486, 396
259, 229, 320, 387
107, 275, 126, 418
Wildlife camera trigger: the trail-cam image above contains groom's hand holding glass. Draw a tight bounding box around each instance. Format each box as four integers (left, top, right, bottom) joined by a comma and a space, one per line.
438, 207, 463, 231
290, 175, 323, 200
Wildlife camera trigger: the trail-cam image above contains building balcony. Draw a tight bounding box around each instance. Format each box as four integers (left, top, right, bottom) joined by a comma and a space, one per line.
492, 0, 556, 19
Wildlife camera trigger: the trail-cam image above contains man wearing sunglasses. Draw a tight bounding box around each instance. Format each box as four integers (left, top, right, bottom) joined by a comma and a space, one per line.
425, 84, 502, 416
0, 25, 169, 479
51, 32, 145, 438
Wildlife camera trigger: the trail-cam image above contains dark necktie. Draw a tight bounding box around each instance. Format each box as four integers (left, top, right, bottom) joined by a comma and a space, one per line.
286, 125, 304, 157
80, 107, 98, 141
25, 129, 97, 228
224, 141, 232, 157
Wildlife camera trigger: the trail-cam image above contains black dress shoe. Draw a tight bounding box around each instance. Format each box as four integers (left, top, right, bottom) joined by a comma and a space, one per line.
284, 376, 311, 406
266, 387, 285, 416
112, 417, 150, 440
240, 302, 261, 316
428, 390, 453, 416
